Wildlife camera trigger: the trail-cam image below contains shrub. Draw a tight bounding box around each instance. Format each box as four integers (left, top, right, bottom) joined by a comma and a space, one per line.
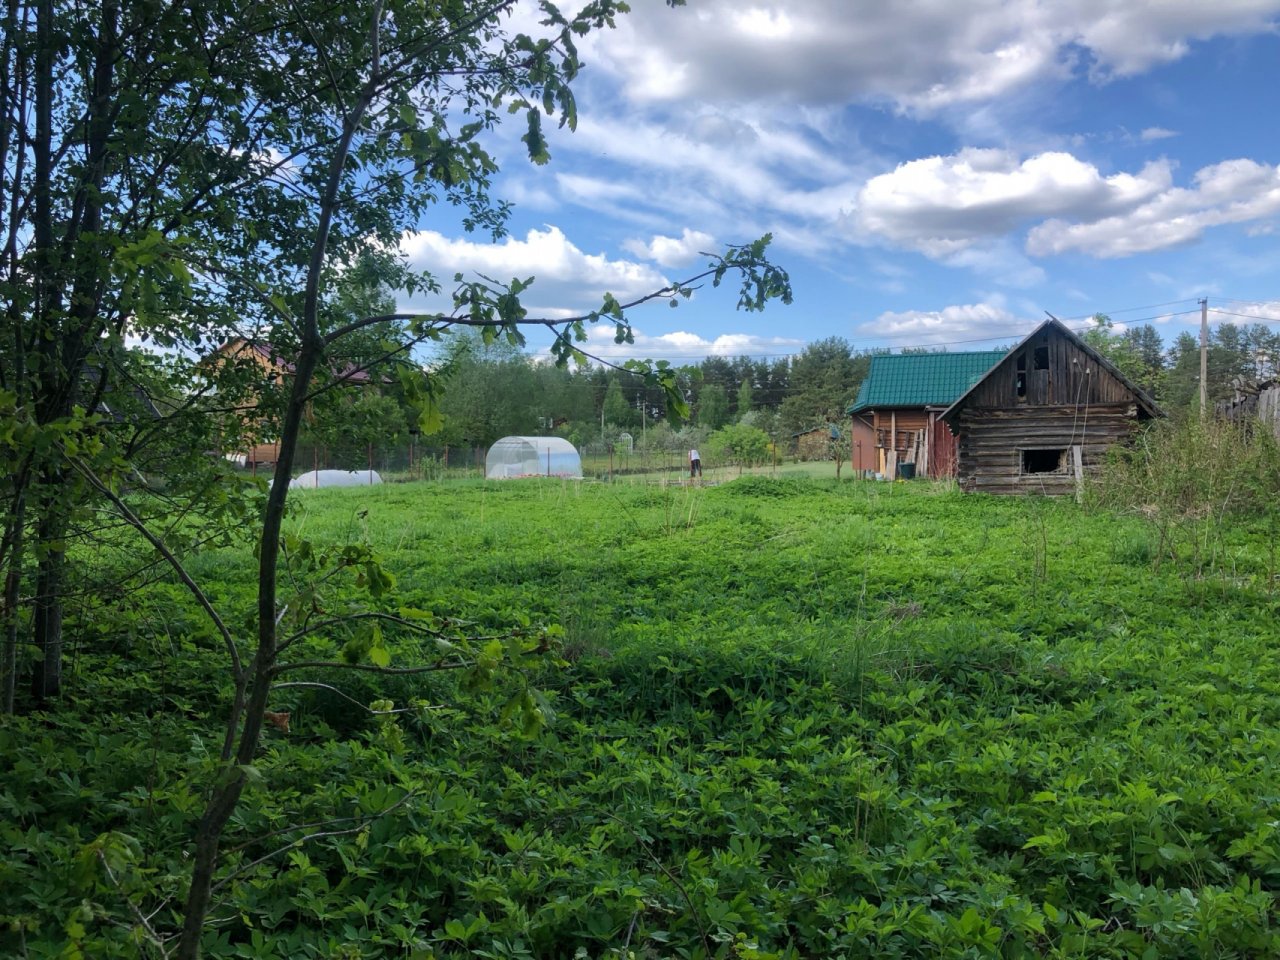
1096, 416, 1280, 573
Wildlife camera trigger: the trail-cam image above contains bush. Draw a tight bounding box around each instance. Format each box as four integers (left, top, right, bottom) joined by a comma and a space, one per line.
1096, 416, 1280, 573
706, 423, 772, 467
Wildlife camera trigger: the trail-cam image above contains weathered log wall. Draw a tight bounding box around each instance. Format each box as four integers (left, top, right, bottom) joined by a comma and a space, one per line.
964, 329, 1136, 409
953, 404, 1141, 495
1263, 386, 1280, 441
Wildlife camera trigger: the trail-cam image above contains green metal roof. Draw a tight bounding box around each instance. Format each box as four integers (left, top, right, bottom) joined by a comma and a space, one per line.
847, 350, 1008, 413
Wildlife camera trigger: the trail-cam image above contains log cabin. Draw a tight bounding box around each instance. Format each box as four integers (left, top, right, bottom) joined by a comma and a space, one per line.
847, 350, 1007, 478
940, 319, 1162, 495
792, 423, 841, 460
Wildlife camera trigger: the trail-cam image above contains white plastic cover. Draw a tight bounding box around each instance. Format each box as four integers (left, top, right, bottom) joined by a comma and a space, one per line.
485, 436, 582, 479
290, 469, 383, 490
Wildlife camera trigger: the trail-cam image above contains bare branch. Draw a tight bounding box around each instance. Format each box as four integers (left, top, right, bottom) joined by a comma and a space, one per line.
318, 254, 762, 347
605, 813, 712, 958
97, 849, 173, 958
287, 0, 347, 114
65, 456, 242, 683
211, 790, 419, 894
280, 610, 467, 649
270, 658, 472, 678
273, 680, 444, 715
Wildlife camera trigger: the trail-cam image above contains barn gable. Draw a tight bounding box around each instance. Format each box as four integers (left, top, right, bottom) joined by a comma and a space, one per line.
942, 320, 1159, 420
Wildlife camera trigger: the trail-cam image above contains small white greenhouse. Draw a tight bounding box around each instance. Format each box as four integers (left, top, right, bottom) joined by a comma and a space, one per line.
290, 469, 383, 490
485, 436, 582, 479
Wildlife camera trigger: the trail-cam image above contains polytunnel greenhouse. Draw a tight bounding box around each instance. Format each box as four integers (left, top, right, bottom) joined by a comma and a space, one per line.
485, 436, 582, 479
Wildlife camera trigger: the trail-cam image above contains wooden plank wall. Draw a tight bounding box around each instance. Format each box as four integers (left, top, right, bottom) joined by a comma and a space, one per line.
870, 409, 930, 476
964, 331, 1135, 409
953, 404, 1139, 495
927, 412, 958, 478
1217, 382, 1280, 442
1262, 386, 1280, 441
850, 417, 877, 472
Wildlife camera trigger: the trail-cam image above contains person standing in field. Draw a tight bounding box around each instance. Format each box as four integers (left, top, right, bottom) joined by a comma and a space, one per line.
689, 448, 702, 479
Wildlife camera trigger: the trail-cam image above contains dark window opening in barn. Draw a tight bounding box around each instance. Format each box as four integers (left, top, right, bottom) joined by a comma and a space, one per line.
1021, 448, 1064, 474
1034, 346, 1049, 370
1016, 353, 1026, 371
1015, 372, 1026, 398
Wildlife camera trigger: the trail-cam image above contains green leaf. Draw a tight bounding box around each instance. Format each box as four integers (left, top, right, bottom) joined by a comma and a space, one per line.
522, 110, 550, 165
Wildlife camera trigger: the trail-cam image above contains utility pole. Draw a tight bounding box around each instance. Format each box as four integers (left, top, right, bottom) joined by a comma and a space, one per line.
1199, 297, 1209, 417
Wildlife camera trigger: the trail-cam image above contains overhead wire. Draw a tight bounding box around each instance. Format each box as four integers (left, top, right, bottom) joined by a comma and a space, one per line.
1207, 308, 1280, 324
605, 307, 1206, 362
413, 295, 1274, 367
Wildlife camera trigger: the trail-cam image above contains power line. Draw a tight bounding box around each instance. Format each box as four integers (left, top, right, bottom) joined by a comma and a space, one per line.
1211, 296, 1280, 306
1207, 308, 1280, 324
421, 296, 1274, 367
1053, 297, 1203, 320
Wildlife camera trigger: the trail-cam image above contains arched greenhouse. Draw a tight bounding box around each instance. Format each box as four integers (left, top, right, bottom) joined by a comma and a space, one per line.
485, 436, 582, 479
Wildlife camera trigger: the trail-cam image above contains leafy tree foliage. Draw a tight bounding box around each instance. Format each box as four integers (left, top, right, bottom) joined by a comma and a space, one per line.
697, 382, 731, 431
707, 422, 772, 468
602, 377, 634, 430
1, 1, 791, 955
1082, 314, 1152, 395
779, 337, 868, 435
736, 376, 754, 419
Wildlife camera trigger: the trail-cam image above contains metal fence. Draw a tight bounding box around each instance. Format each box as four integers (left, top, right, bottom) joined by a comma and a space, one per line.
240, 439, 795, 482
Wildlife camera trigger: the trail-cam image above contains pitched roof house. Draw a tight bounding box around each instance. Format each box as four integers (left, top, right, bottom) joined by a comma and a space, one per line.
205, 337, 378, 467
940, 319, 1161, 495
847, 350, 1007, 478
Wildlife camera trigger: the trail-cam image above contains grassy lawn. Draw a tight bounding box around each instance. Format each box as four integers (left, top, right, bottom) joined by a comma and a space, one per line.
3, 477, 1279, 957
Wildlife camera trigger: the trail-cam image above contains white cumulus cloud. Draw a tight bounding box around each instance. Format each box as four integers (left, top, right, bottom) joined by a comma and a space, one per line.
854, 149, 1170, 257
584, 1, 1280, 112
623, 229, 717, 268
859, 300, 1034, 345
399, 225, 671, 313
1026, 159, 1280, 257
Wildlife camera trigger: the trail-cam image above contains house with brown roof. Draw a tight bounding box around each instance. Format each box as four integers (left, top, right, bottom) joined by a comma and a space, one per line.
205, 338, 377, 467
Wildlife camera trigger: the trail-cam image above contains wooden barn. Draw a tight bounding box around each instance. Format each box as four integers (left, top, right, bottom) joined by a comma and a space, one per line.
940, 319, 1161, 495
847, 350, 1007, 478
792, 423, 841, 460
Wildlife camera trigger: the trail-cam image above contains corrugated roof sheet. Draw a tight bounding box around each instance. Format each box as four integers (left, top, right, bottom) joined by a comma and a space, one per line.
847, 350, 1008, 413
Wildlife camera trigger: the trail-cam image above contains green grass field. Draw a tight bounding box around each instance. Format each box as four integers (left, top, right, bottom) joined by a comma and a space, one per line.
4, 477, 1279, 958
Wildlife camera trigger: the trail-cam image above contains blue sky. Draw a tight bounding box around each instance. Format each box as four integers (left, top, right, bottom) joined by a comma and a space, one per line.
397, 1, 1280, 363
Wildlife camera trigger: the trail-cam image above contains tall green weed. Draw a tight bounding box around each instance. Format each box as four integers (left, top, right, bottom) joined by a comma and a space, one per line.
1096, 416, 1280, 577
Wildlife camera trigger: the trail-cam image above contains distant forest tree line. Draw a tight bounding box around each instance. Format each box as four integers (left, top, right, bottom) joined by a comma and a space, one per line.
389, 318, 1280, 455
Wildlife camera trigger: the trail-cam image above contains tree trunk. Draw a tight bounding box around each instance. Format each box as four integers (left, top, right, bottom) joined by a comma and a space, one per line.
1, 494, 25, 714
175, 67, 377, 960
26, 0, 61, 703
30, 496, 64, 701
